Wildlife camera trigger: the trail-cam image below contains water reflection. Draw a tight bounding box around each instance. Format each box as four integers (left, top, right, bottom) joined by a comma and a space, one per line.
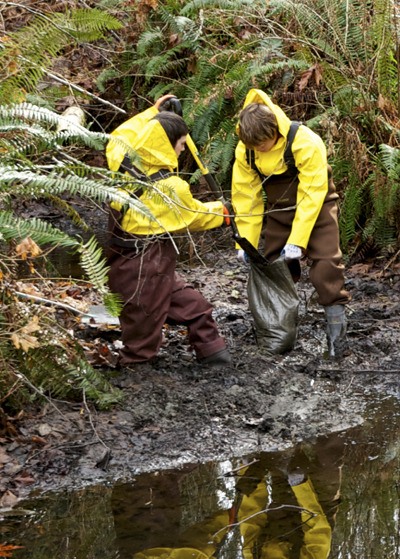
112, 435, 343, 559
1, 397, 399, 559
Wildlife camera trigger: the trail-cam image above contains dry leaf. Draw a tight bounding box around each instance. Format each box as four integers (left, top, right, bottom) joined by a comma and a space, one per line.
15, 237, 42, 260
11, 316, 41, 352
21, 315, 41, 334
0, 544, 25, 557
11, 333, 39, 352
0, 490, 18, 509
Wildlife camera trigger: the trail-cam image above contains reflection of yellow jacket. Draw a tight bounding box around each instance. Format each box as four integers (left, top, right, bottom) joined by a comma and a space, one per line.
231, 89, 329, 250
133, 478, 331, 559
239, 478, 332, 559
106, 106, 224, 236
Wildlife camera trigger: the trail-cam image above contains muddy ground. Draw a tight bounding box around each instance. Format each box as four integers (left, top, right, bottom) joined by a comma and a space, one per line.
1, 242, 400, 508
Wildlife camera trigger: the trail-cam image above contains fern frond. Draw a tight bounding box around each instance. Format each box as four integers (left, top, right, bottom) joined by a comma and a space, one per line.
339, 177, 366, 250
0, 8, 121, 104
182, 0, 256, 14
19, 343, 123, 409
0, 165, 155, 222
78, 237, 110, 295
102, 291, 124, 317
65, 8, 123, 41
136, 29, 165, 56
0, 210, 78, 247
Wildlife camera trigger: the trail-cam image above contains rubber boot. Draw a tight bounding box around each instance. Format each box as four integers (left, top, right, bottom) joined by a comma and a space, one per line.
199, 348, 232, 367
325, 305, 348, 359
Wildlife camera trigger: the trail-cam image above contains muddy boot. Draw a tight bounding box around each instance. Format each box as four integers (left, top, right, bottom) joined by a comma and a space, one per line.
325, 304, 348, 359
198, 348, 232, 367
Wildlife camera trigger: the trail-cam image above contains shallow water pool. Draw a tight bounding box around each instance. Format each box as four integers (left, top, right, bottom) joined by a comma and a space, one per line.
1, 396, 399, 559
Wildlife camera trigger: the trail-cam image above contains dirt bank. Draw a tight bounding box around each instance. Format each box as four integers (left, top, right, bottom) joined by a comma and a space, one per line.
1, 248, 399, 507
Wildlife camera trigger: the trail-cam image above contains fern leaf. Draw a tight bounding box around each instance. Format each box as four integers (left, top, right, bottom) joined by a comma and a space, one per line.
0, 210, 78, 247
78, 236, 110, 294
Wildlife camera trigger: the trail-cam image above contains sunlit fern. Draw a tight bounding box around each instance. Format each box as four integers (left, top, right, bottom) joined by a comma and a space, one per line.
0, 102, 154, 410
0, 7, 122, 104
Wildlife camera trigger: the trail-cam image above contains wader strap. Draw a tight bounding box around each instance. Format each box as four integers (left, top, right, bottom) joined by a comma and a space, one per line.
109, 156, 172, 248
246, 120, 301, 183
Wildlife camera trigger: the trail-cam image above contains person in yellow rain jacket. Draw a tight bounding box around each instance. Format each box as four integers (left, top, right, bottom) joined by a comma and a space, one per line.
231, 89, 351, 358
105, 96, 231, 368
125, 440, 341, 559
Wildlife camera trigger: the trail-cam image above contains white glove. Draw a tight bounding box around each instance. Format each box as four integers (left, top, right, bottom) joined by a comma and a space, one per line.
281, 244, 302, 260
237, 249, 250, 264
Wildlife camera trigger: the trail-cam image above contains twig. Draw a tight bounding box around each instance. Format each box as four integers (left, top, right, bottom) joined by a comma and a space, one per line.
14, 291, 88, 315
82, 391, 110, 451
381, 248, 400, 274
221, 458, 260, 477
14, 372, 67, 418
45, 71, 127, 114
0, 378, 23, 404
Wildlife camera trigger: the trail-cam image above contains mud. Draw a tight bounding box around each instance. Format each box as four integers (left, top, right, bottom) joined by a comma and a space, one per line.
1, 248, 400, 507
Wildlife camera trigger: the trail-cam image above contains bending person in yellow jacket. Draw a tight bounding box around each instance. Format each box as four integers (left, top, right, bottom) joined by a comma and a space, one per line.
105, 96, 231, 369
128, 444, 340, 559
231, 89, 350, 358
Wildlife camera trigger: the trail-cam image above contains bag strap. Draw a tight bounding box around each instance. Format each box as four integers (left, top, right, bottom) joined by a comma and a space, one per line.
109, 155, 172, 243
120, 154, 171, 186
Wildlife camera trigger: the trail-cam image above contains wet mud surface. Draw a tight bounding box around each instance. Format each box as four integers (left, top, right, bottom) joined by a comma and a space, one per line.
1, 248, 400, 507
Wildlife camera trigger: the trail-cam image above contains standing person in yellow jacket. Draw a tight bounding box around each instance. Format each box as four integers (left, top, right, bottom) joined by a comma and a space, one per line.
105, 96, 232, 369
231, 89, 351, 358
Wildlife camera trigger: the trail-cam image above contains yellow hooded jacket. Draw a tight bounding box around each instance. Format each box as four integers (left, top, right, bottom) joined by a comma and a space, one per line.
131, 477, 332, 559
106, 106, 224, 236
232, 89, 329, 250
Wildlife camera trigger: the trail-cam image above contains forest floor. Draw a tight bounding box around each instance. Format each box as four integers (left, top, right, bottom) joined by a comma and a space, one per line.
1, 240, 400, 508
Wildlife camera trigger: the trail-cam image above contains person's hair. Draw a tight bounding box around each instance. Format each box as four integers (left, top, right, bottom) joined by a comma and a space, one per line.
237, 103, 278, 148
153, 112, 188, 148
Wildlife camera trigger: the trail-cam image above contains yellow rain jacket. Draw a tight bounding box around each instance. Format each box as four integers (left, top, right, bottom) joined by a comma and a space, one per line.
232, 89, 329, 250
132, 477, 332, 559
106, 106, 224, 236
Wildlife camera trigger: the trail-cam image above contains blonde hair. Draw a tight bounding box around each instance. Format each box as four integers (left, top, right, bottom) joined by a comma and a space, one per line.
238, 103, 278, 148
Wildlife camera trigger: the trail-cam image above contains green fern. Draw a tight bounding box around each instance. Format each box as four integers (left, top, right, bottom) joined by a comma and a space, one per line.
18, 343, 122, 409
0, 8, 122, 104
0, 211, 78, 247
79, 237, 110, 296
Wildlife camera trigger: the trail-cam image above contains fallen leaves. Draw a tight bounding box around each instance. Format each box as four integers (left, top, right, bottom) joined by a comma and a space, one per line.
15, 237, 42, 260
10, 316, 41, 352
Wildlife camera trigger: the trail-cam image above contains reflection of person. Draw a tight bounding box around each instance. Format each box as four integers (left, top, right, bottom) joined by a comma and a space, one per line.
231, 88, 351, 358
105, 97, 231, 369
111, 437, 343, 559
233, 438, 343, 559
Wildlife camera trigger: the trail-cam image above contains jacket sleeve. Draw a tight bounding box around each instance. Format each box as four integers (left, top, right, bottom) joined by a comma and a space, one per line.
287, 127, 329, 249
163, 177, 225, 232
231, 142, 264, 249
292, 479, 332, 559
120, 176, 225, 235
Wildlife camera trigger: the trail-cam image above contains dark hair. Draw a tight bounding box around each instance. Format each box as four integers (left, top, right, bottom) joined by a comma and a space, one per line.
153, 112, 188, 147
238, 103, 278, 148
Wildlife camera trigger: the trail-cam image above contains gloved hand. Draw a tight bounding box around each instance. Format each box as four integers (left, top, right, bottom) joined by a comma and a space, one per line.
281, 244, 302, 260
222, 205, 231, 227
237, 250, 250, 264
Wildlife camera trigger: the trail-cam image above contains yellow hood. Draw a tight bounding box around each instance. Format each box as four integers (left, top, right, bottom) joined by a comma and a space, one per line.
131, 118, 179, 175
106, 106, 178, 174
238, 88, 292, 139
